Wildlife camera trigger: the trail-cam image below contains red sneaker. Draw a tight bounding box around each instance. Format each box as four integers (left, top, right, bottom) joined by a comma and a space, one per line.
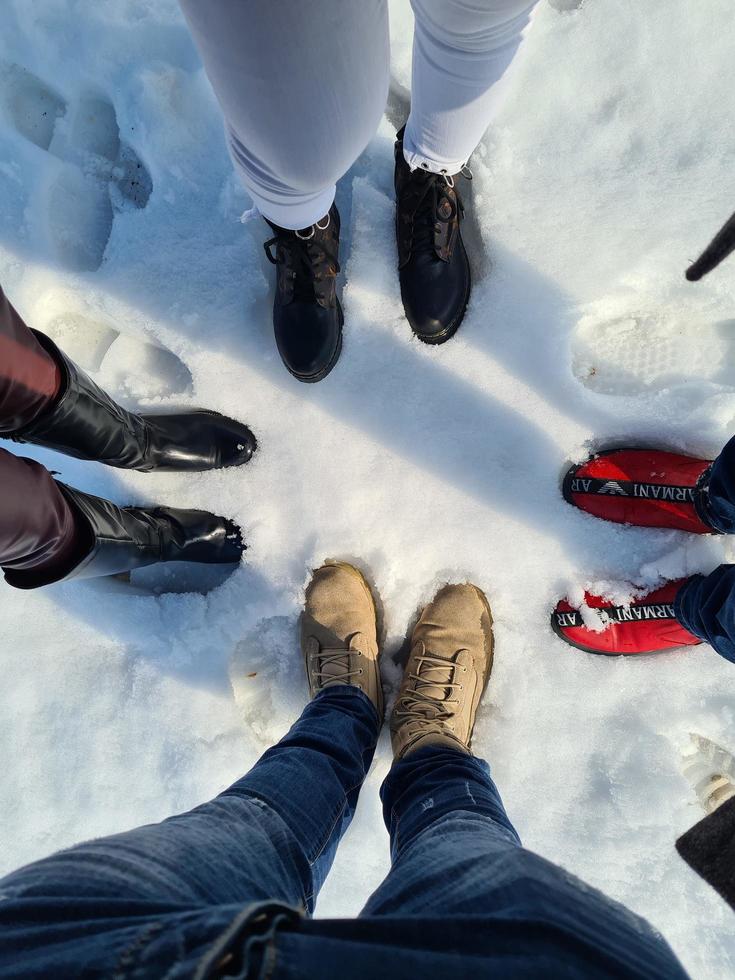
552, 581, 702, 655
563, 448, 712, 533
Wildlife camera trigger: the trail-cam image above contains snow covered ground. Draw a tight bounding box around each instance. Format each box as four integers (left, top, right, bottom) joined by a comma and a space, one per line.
1, 0, 734, 975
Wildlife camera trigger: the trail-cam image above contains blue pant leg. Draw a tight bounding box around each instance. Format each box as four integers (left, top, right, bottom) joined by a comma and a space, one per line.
360, 746, 521, 916
0, 686, 379, 979
356, 747, 686, 979
701, 435, 735, 532
675, 564, 735, 663
226, 685, 380, 900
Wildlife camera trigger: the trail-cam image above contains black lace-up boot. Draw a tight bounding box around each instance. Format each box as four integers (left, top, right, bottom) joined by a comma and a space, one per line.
264, 204, 342, 383
394, 128, 471, 344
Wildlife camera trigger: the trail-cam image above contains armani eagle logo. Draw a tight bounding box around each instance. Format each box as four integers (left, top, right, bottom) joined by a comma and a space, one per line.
597, 480, 626, 495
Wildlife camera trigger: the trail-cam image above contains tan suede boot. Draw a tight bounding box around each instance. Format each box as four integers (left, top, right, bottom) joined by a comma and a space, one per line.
301, 561, 383, 720
390, 583, 493, 758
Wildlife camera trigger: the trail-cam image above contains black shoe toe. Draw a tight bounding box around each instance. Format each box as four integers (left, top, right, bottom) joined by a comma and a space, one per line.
157, 508, 246, 564
212, 417, 258, 467
400, 247, 470, 345
141, 412, 257, 471
275, 301, 343, 382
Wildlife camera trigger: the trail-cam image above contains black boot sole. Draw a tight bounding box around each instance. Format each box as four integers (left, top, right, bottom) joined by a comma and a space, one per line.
287, 298, 344, 384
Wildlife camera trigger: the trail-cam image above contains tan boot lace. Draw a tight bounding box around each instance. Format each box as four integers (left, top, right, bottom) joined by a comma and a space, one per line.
310, 643, 365, 687
395, 645, 466, 735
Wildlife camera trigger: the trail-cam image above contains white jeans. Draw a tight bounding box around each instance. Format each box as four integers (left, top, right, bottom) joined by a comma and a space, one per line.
179, 0, 538, 229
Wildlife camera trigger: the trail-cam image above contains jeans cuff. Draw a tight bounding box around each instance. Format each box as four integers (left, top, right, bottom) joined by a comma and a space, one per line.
673, 575, 706, 639
311, 685, 382, 735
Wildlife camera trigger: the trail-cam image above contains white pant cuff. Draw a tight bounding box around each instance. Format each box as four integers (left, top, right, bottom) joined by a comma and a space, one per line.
245, 184, 336, 231
402, 127, 467, 177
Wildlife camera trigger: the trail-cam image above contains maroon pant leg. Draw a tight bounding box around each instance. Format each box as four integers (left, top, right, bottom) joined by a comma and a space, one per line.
0, 448, 86, 585
0, 286, 60, 433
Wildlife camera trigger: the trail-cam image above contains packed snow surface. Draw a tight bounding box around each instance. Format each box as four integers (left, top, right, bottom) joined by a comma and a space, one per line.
1, 1, 735, 976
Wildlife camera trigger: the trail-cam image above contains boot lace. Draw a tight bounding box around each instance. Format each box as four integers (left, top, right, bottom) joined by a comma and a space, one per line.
264, 215, 340, 302
395, 649, 465, 729
311, 647, 364, 686
401, 169, 469, 259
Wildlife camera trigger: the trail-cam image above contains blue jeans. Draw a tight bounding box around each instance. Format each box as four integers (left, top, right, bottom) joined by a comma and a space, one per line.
669, 436, 735, 663
0, 687, 686, 979
702, 433, 735, 534
676, 564, 735, 664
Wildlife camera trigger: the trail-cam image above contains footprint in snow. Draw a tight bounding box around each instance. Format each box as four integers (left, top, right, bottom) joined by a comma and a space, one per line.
229, 616, 302, 746
571, 309, 735, 397
0, 63, 152, 272
44, 309, 192, 402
